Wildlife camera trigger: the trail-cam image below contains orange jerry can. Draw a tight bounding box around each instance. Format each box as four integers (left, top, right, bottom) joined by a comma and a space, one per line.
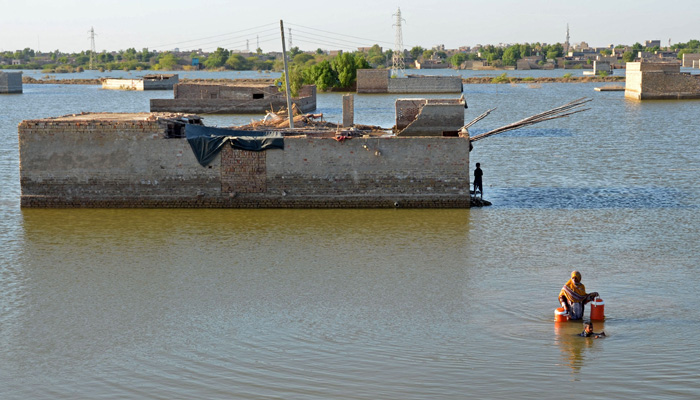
554, 307, 569, 322
590, 297, 605, 320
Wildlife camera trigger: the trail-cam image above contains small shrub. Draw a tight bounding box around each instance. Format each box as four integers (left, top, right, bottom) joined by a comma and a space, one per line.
491, 73, 510, 83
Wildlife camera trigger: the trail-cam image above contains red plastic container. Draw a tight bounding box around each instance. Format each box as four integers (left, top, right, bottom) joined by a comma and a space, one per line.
554, 307, 569, 322
590, 297, 605, 320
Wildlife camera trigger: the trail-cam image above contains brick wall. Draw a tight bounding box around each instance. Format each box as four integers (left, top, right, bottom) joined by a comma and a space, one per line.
625, 62, 700, 99
19, 114, 471, 208
356, 69, 463, 94
356, 69, 390, 93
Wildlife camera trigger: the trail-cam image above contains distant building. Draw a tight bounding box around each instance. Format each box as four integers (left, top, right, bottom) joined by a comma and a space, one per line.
645, 40, 661, 48
682, 53, 700, 68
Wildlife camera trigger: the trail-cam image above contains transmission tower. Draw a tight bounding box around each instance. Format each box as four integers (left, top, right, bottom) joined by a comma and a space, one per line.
564, 23, 570, 55
88, 27, 96, 70
391, 7, 405, 77
257, 35, 260, 51
246, 39, 250, 52
288, 28, 293, 49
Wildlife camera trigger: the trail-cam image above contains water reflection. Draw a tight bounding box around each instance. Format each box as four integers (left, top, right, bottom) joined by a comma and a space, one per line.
554, 320, 607, 376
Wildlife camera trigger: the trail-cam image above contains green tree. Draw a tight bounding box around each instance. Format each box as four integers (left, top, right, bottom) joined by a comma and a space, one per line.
204, 47, 229, 69
422, 49, 434, 59
303, 60, 337, 91
293, 53, 314, 65
631, 42, 643, 52
355, 53, 371, 70
450, 53, 467, 68
155, 52, 178, 70
288, 46, 302, 58
332, 52, 357, 88
622, 51, 635, 62
409, 46, 424, 60
502, 45, 521, 66
225, 53, 250, 70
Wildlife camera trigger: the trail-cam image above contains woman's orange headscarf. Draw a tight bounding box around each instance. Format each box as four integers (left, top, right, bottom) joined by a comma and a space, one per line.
559, 270, 588, 303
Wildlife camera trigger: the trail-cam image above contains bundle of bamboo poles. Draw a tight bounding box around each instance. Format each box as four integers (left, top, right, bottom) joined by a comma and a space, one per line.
467, 97, 592, 142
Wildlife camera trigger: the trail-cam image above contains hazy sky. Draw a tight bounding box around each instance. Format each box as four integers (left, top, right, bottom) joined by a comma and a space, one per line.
2, 0, 698, 53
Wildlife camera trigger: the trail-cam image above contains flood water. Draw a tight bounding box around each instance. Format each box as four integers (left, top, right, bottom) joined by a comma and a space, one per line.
2, 69, 700, 399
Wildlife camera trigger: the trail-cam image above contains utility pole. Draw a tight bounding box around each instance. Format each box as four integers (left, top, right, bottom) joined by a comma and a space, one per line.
564, 24, 570, 56
88, 27, 96, 70
280, 20, 294, 129
288, 28, 293, 49
391, 7, 405, 77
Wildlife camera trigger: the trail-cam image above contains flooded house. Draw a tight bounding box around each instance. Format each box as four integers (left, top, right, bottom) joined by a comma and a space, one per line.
150, 82, 317, 114
101, 74, 179, 90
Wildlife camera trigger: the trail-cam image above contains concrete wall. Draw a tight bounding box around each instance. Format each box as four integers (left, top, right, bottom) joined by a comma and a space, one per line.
102, 79, 145, 90
396, 99, 465, 136
682, 53, 700, 68
151, 84, 316, 113
356, 69, 462, 93
18, 113, 471, 208
388, 75, 462, 94
101, 75, 178, 91
625, 62, 700, 100
0, 71, 23, 93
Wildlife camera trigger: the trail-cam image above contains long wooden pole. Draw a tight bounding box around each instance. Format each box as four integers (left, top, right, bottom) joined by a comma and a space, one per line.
280, 20, 294, 129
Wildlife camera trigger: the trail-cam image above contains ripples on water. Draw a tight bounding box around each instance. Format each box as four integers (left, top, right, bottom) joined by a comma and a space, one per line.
1, 73, 700, 399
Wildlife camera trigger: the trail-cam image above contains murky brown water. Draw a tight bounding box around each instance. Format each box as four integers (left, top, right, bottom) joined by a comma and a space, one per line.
1, 70, 700, 398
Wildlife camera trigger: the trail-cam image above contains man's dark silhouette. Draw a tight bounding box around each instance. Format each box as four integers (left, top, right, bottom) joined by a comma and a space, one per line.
473, 163, 483, 198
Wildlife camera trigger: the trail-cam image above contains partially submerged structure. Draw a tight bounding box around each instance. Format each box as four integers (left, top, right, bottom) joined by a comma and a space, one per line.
18, 97, 589, 209
101, 74, 179, 90
18, 112, 471, 208
395, 97, 467, 136
0, 71, 22, 93
150, 82, 317, 114
356, 69, 462, 94
625, 61, 700, 100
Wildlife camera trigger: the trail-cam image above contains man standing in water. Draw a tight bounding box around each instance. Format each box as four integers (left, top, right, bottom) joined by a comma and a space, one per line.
559, 270, 599, 320
473, 163, 483, 198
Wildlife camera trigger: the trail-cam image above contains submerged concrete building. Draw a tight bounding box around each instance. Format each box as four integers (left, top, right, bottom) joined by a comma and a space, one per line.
101, 74, 179, 90
395, 98, 467, 136
356, 69, 462, 94
18, 112, 471, 208
0, 71, 23, 93
625, 61, 700, 100
150, 83, 317, 114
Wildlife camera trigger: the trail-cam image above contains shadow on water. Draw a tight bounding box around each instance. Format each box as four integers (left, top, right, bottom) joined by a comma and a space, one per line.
486, 187, 691, 209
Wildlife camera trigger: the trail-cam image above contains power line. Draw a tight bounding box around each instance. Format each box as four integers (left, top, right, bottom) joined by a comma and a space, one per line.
150, 23, 278, 49
286, 22, 394, 47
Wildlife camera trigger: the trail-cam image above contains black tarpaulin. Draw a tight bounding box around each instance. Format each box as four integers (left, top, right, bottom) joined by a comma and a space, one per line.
185, 124, 284, 167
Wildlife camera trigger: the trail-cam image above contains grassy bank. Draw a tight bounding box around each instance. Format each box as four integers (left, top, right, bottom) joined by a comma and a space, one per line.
22, 75, 626, 85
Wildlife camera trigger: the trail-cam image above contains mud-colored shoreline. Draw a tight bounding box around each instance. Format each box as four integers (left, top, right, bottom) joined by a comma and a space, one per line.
22, 76, 625, 85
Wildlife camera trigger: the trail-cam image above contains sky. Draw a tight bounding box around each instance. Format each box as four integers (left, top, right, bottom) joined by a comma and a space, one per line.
1, 0, 698, 53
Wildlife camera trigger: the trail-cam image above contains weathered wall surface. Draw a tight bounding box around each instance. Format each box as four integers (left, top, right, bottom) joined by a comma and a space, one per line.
102, 75, 178, 90
102, 79, 145, 90
388, 75, 462, 93
0, 71, 23, 94
151, 84, 316, 113
19, 114, 471, 208
682, 53, 700, 68
625, 62, 700, 100
395, 99, 465, 136
356, 69, 463, 94
356, 69, 390, 93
